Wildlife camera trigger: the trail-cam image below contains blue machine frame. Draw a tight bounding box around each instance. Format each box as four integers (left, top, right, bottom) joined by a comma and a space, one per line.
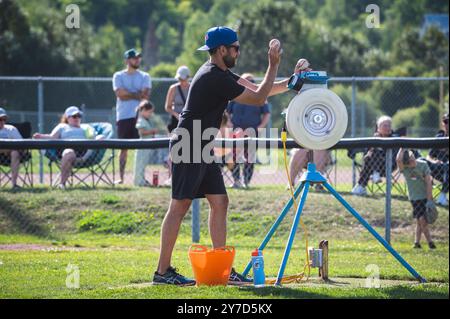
242, 163, 426, 286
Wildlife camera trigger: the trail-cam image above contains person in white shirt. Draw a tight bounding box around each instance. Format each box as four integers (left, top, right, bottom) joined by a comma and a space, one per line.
0, 107, 23, 189
33, 106, 101, 189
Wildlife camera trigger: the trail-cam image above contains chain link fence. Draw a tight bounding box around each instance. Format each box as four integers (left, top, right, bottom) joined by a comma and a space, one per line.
0, 138, 448, 243
0, 77, 448, 191
0, 77, 448, 245
0, 76, 448, 135
0, 76, 448, 193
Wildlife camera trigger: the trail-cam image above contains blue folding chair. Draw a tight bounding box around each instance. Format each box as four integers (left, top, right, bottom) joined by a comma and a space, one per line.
45, 123, 115, 188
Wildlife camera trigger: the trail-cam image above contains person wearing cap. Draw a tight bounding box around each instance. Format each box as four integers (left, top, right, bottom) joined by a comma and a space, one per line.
163, 66, 191, 186
0, 107, 23, 189
426, 112, 449, 206
153, 26, 309, 286
113, 48, 152, 184
397, 148, 437, 249
165, 66, 191, 133
33, 106, 101, 189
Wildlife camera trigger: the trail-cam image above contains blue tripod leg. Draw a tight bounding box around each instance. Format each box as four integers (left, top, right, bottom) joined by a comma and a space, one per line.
275, 182, 310, 286
242, 181, 306, 277
323, 182, 426, 283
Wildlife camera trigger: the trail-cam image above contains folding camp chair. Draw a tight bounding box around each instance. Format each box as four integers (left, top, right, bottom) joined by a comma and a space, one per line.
0, 122, 33, 188
347, 148, 406, 196
431, 161, 448, 199
45, 122, 115, 188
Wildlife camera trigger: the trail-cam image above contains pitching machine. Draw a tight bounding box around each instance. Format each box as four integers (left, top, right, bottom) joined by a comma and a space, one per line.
242, 71, 426, 285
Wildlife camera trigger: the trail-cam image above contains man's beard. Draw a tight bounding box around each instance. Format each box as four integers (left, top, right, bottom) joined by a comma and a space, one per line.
130, 63, 140, 69
223, 54, 236, 68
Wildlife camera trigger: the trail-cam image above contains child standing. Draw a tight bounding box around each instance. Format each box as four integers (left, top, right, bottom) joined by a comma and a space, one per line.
134, 100, 158, 186
397, 148, 437, 249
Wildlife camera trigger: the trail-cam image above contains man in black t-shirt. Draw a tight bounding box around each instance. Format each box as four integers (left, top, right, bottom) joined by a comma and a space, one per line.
153, 26, 308, 286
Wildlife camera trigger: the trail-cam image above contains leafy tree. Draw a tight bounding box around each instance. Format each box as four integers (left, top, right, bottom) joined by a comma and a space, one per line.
156, 22, 182, 63
176, 10, 213, 73
393, 27, 449, 75
233, 1, 304, 76
0, 0, 73, 75
392, 107, 420, 133
149, 63, 178, 78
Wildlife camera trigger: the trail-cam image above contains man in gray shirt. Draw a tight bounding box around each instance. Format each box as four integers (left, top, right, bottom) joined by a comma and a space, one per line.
113, 49, 152, 184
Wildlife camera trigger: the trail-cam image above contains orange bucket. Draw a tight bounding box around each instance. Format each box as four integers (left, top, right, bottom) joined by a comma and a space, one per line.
188, 245, 235, 286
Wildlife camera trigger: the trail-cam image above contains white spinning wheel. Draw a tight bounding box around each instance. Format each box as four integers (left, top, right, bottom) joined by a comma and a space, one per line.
285, 88, 348, 150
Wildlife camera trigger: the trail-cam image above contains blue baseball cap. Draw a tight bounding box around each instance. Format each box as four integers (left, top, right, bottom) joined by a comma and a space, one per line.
197, 26, 238, 51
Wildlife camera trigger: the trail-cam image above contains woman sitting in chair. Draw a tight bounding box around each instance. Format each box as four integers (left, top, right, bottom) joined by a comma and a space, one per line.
351, 115, 397, 196
33, 106, 103, 189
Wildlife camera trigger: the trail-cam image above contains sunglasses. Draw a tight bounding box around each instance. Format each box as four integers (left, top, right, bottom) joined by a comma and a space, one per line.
70, 114, 82, 119
226, 44, 240, 52
0, 118, 6, 122
444, 119, 449, 124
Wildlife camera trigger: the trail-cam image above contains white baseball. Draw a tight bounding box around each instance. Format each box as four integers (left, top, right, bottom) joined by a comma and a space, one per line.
269, 39, 281, 49
296, 58, 310, 71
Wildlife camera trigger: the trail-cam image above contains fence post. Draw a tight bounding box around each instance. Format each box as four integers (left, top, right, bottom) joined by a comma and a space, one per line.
192, 198, 200, 243
351, 78, 357, 187
385, 148, 393, 244
37, 78, 44, 184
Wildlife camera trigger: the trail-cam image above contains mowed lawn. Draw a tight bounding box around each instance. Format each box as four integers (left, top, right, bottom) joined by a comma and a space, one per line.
0, 186, 448, 299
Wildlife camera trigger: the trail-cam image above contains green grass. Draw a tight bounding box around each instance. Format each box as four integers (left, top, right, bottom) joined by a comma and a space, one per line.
0, 234, 448, 299
0, 186, 448, 298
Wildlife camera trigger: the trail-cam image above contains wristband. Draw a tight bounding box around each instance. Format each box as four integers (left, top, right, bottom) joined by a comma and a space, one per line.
287, 73, 304, 91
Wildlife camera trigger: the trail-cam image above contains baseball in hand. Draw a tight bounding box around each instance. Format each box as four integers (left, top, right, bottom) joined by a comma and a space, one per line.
269, 39, 281, 50
296, 58, 310, 71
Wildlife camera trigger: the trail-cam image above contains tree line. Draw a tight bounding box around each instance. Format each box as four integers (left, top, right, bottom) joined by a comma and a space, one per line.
0, 0, 448, 132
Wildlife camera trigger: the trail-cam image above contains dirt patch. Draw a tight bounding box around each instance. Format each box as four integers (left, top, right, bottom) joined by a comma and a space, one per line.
0, 244, 160, 252
0, 244, 86, 251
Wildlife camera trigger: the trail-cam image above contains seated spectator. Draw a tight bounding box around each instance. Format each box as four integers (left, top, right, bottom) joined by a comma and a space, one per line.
351, 115, 397, 196
0, 107, 22, 189
288, 149, 331, 190
227, 73, 270, 189
134, 100, 159, 186
397, 148, 436, 249
33, 106, 103, 189
426, 113, 449, 206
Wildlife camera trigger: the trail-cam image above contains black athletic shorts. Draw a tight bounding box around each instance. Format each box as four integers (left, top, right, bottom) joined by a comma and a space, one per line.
411, 199, 427, 219
170, 138, 226, 199
117, 117, 139, 139
171, 161, 227, 200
